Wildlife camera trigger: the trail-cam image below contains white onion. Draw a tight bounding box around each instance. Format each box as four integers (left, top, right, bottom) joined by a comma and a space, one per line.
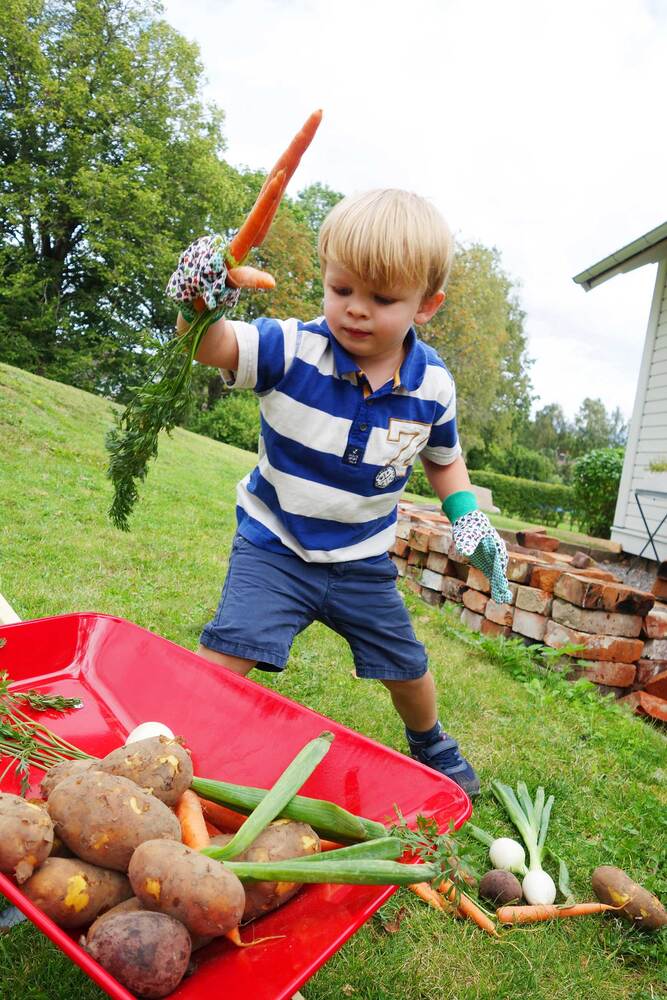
522, 869, 557, 905
489, 837, 526, 874
124, 721, 175, 745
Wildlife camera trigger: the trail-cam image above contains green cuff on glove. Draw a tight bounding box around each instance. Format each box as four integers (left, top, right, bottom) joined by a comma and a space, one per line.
442, 490, 478, 523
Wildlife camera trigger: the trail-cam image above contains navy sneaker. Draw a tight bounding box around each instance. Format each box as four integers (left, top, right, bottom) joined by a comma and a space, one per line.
407, 727, 480, 798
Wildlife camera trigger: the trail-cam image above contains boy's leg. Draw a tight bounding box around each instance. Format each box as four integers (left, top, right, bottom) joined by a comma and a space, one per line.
381, 674, 480, 798
196, 645, 256, 677
322, 555, 480, 797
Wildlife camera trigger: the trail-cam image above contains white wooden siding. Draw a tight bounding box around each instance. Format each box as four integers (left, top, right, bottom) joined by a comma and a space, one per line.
612, 258, 667, 559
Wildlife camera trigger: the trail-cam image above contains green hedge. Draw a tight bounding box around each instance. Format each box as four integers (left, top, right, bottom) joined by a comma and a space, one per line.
470, 469, 575, 527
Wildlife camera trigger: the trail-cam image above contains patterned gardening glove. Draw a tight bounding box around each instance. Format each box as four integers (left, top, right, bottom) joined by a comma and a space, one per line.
165, 234, 241, 322
442, 492, 513, 605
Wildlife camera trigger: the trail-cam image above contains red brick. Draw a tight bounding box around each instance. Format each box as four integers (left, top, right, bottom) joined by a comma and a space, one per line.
460, 608, 483, 632
420, 569, 444, 592
515, 585, 552, 616
652, 578, 667, 600
409, 528, 436, 552
451, 561, 470, 583
441, 576, 467, 603
512, 608, 548, 641
543, 620, 645, 663
420, 587, 443, 607
644, 604, 667, 639
395, 520, 411, 540
466, 567, 490, 594
481, 618, 512, 637
392, 537, 410, 558
576, 661, 636, 687
462, 589, 489, 614
643, 639, 667, 660
485, 600, 514, 627
407, 549, 426, 567
506, 555, 535, 584
530, 566, 565, 593
551, 598, 642, 638
404, 577, 421, 595
636, 658, 667, 685
517, 531, 560, 552
426, 551, 450, 574
446, 538, 469, 565
553, 574, 654, 615
619, 690, 667, 722
427, 532, 452, 554
644, 670, 667, 700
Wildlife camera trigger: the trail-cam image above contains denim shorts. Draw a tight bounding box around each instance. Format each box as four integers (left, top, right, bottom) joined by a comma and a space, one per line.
200, 534, 428, 681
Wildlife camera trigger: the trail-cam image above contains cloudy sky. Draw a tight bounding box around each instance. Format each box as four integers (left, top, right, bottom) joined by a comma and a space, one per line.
162, 0, 666, 420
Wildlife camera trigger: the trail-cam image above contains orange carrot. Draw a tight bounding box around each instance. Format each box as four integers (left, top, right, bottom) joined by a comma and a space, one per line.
251, 109, 323, 245
438, 878, 500, 937
204, 820, 223, 838
175, 789, 210, 850
227, 170, 286, 267
318, 838, 343, 852
226, 266, 276, 290
198, 796, 247, 833
224, 926, 284, 948
409, 881, 448, 912
496, 902, 621, 925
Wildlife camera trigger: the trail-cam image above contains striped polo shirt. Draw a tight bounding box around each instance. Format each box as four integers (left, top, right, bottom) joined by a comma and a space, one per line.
223, 316, 461, 562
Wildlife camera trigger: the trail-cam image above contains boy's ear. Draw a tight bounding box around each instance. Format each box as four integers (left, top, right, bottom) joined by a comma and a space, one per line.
414, 290, 446, 325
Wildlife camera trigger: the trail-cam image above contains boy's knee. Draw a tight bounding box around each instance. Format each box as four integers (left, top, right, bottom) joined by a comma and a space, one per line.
196, 644, 256, 676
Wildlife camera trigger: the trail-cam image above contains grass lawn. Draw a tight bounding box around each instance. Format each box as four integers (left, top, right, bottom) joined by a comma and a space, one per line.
1, 362, 665, 1000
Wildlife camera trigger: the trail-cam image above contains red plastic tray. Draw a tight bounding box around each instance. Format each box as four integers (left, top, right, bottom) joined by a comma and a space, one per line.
0, 613, 471, 1000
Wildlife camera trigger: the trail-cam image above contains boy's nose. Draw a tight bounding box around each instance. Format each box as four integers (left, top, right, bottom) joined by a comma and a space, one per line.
346, 297, 369, 318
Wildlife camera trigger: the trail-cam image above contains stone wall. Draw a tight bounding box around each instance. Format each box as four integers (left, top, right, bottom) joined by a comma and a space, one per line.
391, 502, 667, 723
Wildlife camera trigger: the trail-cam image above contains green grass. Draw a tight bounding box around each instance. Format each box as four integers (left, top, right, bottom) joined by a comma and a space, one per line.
1, 362, 666, 1000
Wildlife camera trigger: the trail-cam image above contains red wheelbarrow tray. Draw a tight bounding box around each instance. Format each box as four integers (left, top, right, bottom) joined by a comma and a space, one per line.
0, 613, 472, 1000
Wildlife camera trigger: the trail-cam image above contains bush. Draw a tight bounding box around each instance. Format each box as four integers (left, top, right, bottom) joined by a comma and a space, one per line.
571, 447, 624, 539
470, 470, 575, 527
188, 391, 261, 453
406, 462, 436, 498
467, 443, 559, 483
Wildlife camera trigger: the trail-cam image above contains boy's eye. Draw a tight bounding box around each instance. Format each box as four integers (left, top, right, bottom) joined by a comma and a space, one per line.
374, 295, 396, 306
332, 286, 351, 296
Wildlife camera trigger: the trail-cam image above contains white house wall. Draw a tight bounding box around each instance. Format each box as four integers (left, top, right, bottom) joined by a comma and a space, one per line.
612, 258, 667, 560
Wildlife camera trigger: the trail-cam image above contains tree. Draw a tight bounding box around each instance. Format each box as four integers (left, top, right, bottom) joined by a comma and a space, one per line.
571, 398, 628, 457
421, 242, 533, 452
0, 0, 244, 396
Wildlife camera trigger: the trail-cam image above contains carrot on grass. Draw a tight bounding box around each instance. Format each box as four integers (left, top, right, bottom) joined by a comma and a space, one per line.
175, 789, 210, 850
438, 878, 500, 937
409, 881, 448, 912
496, 902, 621, 925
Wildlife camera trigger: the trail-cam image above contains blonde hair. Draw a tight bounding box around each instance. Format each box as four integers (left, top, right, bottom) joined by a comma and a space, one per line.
318, 189, 454, 298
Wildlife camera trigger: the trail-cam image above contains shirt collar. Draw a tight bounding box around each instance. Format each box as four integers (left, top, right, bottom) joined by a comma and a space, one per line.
321, 321, 427, 392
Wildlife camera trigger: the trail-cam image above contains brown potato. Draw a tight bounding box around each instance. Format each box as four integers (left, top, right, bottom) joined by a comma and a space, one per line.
22, 857, 132, 928
592, 865, 667, 930
41, 758, 97, 800
85, 896, 212, 952
211, 818, 320, 921
85, 909, 191, 999
0, 792, 54, 883
97, 736, 193, 805
47, 771, 181, 871
129, 839, 245, 937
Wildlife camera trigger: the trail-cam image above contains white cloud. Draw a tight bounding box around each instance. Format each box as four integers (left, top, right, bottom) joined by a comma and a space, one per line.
162, 0, 666, 418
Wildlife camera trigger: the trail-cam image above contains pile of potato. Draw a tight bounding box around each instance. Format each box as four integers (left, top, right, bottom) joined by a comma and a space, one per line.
0, 736, 320, 999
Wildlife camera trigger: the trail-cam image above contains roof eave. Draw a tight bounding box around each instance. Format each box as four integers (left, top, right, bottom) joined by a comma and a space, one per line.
573, 222, 667, 292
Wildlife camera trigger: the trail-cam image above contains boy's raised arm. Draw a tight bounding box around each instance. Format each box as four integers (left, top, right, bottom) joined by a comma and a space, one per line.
176, 310, 239, 371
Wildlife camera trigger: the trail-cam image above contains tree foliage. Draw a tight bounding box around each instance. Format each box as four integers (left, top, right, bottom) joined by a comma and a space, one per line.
421, 243, 532, 451
0, 0, 245, 395
571, 447, 625, 539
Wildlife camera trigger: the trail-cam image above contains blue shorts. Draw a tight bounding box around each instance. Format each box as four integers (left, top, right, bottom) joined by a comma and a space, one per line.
200, 534, 428, 681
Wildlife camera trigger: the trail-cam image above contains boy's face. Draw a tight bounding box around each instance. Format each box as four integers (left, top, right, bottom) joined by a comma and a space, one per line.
323, 262, 445, 366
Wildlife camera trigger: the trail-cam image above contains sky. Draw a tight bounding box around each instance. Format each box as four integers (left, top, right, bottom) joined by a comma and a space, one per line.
162, 0, 666, 421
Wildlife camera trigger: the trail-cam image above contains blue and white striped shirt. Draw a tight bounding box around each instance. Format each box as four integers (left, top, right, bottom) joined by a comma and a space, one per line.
223, 316, 461, 562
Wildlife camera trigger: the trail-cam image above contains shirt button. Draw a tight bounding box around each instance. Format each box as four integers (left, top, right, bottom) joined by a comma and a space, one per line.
359, 423, 368, 432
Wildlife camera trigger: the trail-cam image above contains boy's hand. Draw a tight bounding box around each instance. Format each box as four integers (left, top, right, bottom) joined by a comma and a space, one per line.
166, 234, 275, 321
451, 511, 513, 604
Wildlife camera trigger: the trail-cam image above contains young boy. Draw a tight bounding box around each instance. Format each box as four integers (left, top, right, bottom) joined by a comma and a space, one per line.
168, 189, 512, 798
